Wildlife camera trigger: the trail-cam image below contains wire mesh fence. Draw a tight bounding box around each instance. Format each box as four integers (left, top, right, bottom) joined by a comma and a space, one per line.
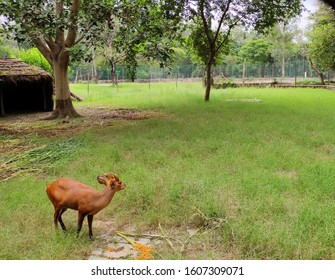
69, 59, 335, 83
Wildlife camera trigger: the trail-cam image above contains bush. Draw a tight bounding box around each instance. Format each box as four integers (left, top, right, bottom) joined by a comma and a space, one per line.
296, 80, 323, 86
17, 48, 53, 74
213, 80, 237, 89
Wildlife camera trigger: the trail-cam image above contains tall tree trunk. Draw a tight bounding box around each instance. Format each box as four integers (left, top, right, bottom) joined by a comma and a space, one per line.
75, 68, 79, 83
48, 51, 81, 118
204, 61, 213, 101
204, 51, 216, 101
281, 52, 285, 78
92, 50, 98, 82
309, 58, 325, 85
242, 58, 246, 79
110, 59, 118, 87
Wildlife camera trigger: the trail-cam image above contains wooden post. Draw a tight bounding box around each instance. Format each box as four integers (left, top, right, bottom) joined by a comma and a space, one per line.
42, 79, 47, 111
294, 59, 297, 85
0, 86, 4, 116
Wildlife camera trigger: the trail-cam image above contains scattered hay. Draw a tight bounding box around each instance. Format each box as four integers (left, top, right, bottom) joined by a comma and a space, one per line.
226, 98, 262, 103
0, 138, 81, 181
0, 106, 161, 181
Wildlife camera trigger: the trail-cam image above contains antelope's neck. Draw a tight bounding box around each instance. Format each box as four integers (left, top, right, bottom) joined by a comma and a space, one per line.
98, 187, 116, 207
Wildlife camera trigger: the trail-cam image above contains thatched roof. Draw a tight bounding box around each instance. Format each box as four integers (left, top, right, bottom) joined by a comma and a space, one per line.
0, 57, 52, 84
0, 58, 54, 115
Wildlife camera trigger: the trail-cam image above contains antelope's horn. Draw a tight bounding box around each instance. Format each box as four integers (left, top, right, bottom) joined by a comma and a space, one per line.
104, 173, 115, 180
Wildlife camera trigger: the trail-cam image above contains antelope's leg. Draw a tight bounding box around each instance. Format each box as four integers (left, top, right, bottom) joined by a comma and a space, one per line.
87, 215, 94, 239
77, 212, 86, 237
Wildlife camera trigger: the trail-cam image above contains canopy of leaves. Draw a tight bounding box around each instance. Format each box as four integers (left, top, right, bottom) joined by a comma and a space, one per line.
185, 0, 302, 65
1, 0, 185, 70
0, 0, 116, 69
238, 39, 272, 63
186, 19, 227, 65
307, 5, 335, 70
17, 47, 53, 73
0, 0, 111, 43
112, 0, 185, 68
0, 37, 12, 57
266, 22, 299, 60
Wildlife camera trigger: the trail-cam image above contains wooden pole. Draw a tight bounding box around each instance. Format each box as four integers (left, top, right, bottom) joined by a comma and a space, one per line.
42, 80, 47, 111
0, 86, 4, 116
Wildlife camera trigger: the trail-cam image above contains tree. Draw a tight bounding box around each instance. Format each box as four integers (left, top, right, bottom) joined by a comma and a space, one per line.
186, 17, 227, 86
1, 0, 115, 118
185, 0, 302, 101
0, 24, 16, 57
99, 21, 121, 86
238, 39, 272, 78
307, 4, 335, 84
266, 22, 298, 78
0, 35, 12, 57
1, 1, 184, 117
111, 1, 184, 82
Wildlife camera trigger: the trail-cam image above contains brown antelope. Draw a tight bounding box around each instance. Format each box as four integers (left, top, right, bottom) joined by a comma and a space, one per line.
46, 173, 125, 239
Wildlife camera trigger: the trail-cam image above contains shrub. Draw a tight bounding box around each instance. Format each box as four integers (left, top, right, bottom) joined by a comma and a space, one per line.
296, 80, 323, 86
17, 48, 53, 74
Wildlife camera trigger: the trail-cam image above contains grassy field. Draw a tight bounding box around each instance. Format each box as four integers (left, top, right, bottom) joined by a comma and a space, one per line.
1, 82, 335, 259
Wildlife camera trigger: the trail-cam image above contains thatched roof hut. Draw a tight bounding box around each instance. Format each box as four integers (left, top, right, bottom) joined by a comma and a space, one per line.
0, 58, 53, 116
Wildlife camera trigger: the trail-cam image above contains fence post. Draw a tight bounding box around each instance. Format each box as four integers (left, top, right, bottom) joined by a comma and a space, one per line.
294, 59, 297, 85
87, 73, 90, 97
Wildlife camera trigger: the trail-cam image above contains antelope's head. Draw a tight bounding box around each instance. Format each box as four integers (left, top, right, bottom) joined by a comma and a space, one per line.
97, 173, 126, 191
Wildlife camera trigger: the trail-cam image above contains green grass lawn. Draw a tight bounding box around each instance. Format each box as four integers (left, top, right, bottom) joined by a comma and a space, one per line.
1, 82, 335, 259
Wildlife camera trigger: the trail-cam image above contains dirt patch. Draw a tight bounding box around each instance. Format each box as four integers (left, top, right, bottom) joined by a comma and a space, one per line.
88, 210, 235, 260
0, 106, 161, 137
0, 106, 161, 181
88, 219, 158, 260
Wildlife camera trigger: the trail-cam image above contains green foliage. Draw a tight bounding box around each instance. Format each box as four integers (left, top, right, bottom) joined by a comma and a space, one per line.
87, 1, 186, 81
185, 0, 302, 100
0, 30, 17, 57
17, 48, 53, 73
238, 39, 273, 64
0, 41, 13, 57
307, 5, 335, 71
186, 19, 227, 66
296, 80, 324, 86
266, 22, 299, 61
170, 47, 192, 67
0, 0, 113, 46
213, 79, 237, 89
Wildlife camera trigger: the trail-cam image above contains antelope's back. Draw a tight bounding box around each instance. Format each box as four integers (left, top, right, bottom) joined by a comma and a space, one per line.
46, 178, 97, 210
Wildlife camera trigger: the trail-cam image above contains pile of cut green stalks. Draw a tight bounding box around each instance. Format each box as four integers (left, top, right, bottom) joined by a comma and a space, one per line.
0, 138, 81, 181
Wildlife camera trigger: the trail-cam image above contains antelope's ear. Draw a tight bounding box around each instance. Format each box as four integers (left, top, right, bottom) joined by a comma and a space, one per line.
97, 176, 107, 185
104, 173, 115, 180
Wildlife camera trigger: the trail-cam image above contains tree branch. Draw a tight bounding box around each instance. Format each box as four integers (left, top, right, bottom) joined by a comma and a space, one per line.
213, 0, 232, 43
215, 18, 241, 53
55, 0, 65, 46
199, 0, 213, 46
33, 38, 53, 67
73, 21, 95, 45
20, 19, 53, 66
65, 0, 79, 47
